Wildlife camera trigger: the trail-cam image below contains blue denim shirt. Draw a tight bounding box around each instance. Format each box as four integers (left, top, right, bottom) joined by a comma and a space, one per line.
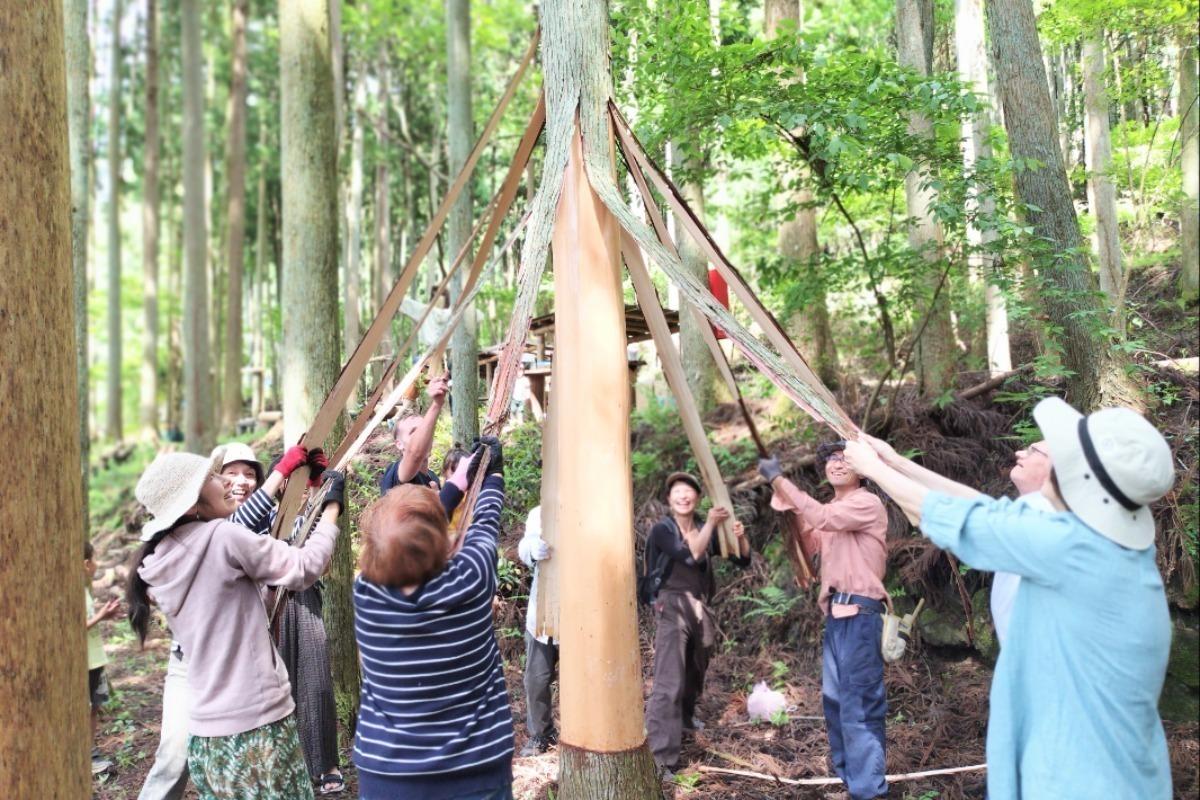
920, 492, 1172, 800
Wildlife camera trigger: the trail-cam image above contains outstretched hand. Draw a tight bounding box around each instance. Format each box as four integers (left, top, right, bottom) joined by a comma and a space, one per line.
757, 456, 783, 484
99, 597, 122, 621
706, 505, 731, 526
427, 376, 450, 403
861, 433, 900, 465
843, 439, 882, 475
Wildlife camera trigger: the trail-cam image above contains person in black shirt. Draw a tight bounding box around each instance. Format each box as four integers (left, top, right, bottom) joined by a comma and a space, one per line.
380, 376, 448, 494
645, 472, 751, 776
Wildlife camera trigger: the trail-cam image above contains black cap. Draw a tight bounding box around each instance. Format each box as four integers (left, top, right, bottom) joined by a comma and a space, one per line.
665, 472, 703, 495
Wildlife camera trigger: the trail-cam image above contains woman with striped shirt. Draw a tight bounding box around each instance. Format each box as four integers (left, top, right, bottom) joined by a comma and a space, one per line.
353, 437, 514, 800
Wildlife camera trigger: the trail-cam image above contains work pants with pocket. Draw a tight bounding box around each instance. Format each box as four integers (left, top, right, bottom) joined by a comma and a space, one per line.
822, 611, 888, 800
523, 632, 559, 738
138, 650, 190, 800
646, 591, 713, 769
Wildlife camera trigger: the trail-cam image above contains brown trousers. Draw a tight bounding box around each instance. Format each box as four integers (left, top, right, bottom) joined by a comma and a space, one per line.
646, 590, 715, 769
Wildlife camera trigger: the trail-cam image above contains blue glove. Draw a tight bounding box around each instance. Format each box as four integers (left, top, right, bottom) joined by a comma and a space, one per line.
758, 456, 783, 483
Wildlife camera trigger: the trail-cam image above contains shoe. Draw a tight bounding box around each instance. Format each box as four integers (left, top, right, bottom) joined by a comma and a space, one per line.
91, 757, 113, 775
682, 717, 705, 732
519, 734, 552, 757
657, 764, 676, 782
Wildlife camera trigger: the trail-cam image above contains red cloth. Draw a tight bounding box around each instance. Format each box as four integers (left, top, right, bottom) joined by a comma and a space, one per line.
708, 268, 729, 340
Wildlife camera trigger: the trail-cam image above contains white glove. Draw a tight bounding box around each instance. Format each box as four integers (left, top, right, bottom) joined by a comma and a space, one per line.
533, 539, 551, 561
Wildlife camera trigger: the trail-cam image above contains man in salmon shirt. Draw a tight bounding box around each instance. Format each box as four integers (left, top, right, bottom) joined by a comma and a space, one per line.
759, 441, 889, 800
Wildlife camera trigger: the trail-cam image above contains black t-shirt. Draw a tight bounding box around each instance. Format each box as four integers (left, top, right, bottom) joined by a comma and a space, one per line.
379, 461, 440, 495
645, 516, 750, 600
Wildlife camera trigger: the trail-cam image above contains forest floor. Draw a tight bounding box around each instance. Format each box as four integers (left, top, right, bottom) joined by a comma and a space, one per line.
89, 262, 1199, 799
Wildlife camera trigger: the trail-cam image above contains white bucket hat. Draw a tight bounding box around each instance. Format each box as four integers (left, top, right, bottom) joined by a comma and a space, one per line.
1033, 397, 1174, 550
136, 448, 226, 542
216, 442, 264, 486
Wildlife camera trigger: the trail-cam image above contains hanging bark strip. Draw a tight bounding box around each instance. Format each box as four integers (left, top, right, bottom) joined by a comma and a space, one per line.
268, 36, 540, 537
608, 103, 856, 436
330, 96, 545, 467
623, 235, 737, 556
533, 367, 561, 638
697, 763, 987, 786
700, 329, 815, 587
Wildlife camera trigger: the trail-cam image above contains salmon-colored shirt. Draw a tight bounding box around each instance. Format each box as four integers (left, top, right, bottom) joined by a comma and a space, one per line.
770, 479, 888, 616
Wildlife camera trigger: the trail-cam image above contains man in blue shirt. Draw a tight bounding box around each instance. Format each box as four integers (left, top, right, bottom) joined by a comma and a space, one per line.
843, 397, 1175, 799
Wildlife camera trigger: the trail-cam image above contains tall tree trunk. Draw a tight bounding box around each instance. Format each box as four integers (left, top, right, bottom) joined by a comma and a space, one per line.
140, 0, 160, 439
166, 198, 183, 437
0, 5, 90, 794
1082, 35, 1124, 319
221, 0, 249, 433
345, 70, 365, 370
677, 174, 720, 411
956, 0, 1011, 374
537, 0, 659, 791
447, 0, 480, 444
896, 0, 956, 397
1180, 34, 1198, 301
65, 0, 91, 533
253, 163, 269, 415
106, 0, 123, 441
985, 0, 1142, 410
373, 53, 391, 355
766, 0, 841, 388
183, 0, 213, 453
279, 0, 359, 728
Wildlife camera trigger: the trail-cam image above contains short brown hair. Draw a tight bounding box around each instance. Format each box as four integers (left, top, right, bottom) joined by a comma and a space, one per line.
359, 484, 450, 588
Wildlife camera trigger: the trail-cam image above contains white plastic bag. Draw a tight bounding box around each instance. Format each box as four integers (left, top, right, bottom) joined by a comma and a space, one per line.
746, 681, 787, 722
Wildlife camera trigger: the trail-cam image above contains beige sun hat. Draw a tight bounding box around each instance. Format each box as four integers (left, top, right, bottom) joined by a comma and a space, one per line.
136, 448, 226, 542
1033, 397, 1174, 550
216, 442, 263, 486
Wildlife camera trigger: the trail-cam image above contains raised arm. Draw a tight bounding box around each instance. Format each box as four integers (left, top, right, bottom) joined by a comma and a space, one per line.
860, 434, 982, 500
391, 376, 448, 485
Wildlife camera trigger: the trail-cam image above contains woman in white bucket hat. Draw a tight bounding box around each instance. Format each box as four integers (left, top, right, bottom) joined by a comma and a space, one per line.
843, 397, 1175, 799
126, 449, 342, 800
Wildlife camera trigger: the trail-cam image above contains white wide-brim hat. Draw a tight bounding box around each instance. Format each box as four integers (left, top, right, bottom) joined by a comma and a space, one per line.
136, 448, 226, 541
1033, 397, 1174, 550
216, 442, 263, 486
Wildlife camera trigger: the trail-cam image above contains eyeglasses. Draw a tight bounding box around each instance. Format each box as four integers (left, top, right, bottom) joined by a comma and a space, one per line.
825, 453, 846, 463
1024, 445, 1049, 459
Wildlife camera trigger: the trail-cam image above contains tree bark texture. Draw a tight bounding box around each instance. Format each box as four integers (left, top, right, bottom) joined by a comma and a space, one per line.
985, 0, 1141, 410
222, 0, 249, 433
1180, 34, 1198, 301
1082, 36, 1124, 308
279, 0, 360, 724
0, 4, 91, 794
558, 742, 662, 800
766, 0, 841, 389
106, 0, 123, 441
447, 0, 480, 445
141, 0, 160, 439
955, 0, 1011, 374
677, 172, 719, 413
183, 0, 213, 453
896, 0, 956, 397
254, 164, 269, 414
65, 0, 91, 532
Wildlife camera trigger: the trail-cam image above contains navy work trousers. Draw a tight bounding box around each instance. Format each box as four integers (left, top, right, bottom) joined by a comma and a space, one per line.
822, 611, 888, 800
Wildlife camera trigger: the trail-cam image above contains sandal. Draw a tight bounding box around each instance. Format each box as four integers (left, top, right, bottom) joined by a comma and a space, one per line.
317, 773, 345, 795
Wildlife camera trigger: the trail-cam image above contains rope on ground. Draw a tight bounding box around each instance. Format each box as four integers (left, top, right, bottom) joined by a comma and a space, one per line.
697, 762, 987, 786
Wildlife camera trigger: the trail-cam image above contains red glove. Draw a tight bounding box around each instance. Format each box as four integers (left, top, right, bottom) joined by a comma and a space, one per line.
306, 449, 329, 488
274, 444, 309, 478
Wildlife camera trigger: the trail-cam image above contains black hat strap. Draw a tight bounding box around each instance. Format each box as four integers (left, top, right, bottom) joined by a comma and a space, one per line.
1077, 417, 1140, 512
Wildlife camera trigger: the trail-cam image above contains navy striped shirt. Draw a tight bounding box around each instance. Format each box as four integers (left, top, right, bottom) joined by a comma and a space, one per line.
352, 475, 513, 791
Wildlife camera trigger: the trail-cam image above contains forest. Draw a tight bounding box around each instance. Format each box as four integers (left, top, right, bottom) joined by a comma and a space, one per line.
1, 0, 1198, 796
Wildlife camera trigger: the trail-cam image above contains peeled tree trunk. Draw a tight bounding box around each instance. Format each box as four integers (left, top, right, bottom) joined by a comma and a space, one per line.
106, 0, 123, 441
896, 0, 957, 398
1180, 35, 1198, 302
141, 0, 160, 440
985, 0, 1143, 410
1082, 35, 1125, 322
955, 0, 1012, 375
447, 0, 480, 444
345, 72, 366, 366
279, 0, 360, 724
0, 4, 91, 794
182, 0, 214, 453
64, 0, 91, 532
221, 0, 249, 433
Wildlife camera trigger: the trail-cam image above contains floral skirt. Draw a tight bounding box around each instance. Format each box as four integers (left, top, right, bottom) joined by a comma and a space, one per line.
187, 714, 315, 800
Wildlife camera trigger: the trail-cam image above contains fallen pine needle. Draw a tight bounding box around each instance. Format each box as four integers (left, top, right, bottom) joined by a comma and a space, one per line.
697, 763, 987, 786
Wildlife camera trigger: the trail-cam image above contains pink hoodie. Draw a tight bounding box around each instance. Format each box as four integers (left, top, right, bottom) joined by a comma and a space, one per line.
138, 518, 337, 737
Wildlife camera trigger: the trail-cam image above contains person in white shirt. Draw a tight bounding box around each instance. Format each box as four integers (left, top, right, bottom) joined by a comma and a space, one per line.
991, 441, 1053, 647
516, 505, 558, 756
